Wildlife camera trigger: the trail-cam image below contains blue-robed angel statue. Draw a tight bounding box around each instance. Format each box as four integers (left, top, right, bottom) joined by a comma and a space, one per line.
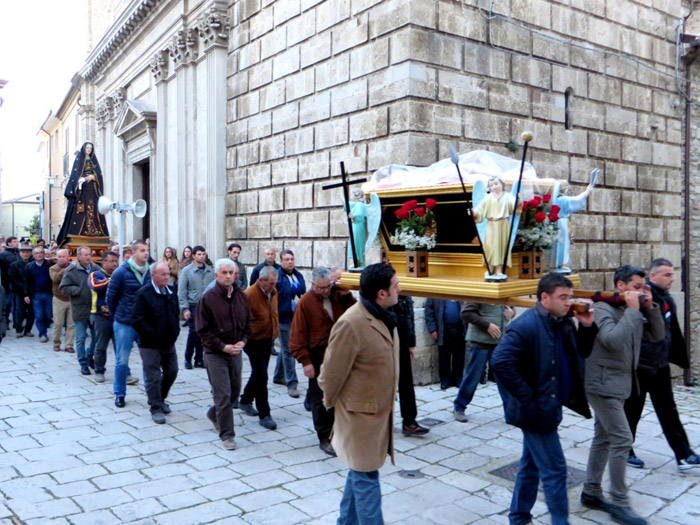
549, 168, 599, 273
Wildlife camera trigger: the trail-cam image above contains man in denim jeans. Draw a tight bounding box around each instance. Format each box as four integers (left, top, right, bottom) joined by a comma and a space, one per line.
107, 240, 150, 407
491, 273, 596, 525
272, 250, 305, 398
60, 246, 101, 375
25, 247, 54, 342
453, 302, 514, 423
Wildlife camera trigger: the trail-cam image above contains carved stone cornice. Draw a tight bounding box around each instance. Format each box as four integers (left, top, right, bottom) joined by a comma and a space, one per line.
82, 0, 163, 81
198, 6, 230, 51
150, 50, 169, 83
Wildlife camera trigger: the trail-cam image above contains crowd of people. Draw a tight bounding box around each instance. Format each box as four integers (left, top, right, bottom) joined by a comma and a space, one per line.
0, 235, 696, 525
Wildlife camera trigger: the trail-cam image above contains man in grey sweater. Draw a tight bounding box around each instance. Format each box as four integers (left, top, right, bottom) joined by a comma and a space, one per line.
581, 265, 665, 525
178, 245, 214, 369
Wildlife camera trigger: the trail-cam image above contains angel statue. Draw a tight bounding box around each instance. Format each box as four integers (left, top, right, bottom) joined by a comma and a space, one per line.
549, 168, 599, 273
345, 188, 381, 269
471, 176, 520, 281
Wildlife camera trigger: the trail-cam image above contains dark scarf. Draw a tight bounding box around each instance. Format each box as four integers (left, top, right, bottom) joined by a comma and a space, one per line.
360, 293, 397, 335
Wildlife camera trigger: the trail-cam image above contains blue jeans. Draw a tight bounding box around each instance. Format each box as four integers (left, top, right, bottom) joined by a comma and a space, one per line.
454, 346, 492, 412
273, 322, 298, 389
510, 429, 569, 525
113, 321, 138, 397
32, 292, 53, 338
74, 320, 93, 368
337, 469, 383, 525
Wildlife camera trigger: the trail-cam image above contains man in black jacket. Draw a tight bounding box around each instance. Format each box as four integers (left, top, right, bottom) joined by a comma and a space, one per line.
624, 258, 700, 471
0, 236, 20, 327
10, 246, 34, 337
491, 273, 596, 525
132, 262, 180, 424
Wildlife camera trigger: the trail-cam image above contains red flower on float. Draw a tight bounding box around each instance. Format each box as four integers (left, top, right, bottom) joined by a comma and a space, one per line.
535, 212, 547, 223
542, 194, 551, 203
415, 207, 426, 217
425, 198, 437, 209
550, 204, 561, 214
395, 208, 409, 220
405, 200, 418, 211
549, 213, 559, 222
532, 195, 542, 206
522, 201, 528, 212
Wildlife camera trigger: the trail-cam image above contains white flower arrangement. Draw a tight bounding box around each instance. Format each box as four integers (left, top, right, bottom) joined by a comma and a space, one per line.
390, 229, 437, 251
517, 222, 559, 251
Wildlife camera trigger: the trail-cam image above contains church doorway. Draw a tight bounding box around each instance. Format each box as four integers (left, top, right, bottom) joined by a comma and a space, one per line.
132, 159, 150, 241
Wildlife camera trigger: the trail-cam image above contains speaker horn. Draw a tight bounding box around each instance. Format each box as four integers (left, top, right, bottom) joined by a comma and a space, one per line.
132, 199, 147, 219
98, 196, 115, 215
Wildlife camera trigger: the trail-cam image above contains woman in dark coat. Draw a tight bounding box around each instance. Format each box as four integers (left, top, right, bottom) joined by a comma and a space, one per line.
57, 142, 110, 246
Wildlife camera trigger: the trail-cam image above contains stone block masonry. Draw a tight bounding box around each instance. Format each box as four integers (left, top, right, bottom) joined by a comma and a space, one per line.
226, 0, 694, 381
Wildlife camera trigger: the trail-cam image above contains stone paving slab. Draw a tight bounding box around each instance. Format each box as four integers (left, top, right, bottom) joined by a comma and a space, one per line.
1, 332, 700, 524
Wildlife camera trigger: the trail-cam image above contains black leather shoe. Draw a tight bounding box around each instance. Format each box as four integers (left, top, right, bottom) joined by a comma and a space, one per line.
194, 362, 205, 368
88, 356, 95, 369
161, 402, 171, 414
319, 440, 337, 457
184, 361, 193, 370
304, 398, 311, 411
81, 366, 91, 375
581, 491, 609, 511
402, 422, 430, 436
606, 504, 647, 525
115, 396, 126, 408
440, 379, 449, 390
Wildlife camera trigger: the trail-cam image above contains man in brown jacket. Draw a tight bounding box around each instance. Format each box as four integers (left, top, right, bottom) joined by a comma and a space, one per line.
196, 259, 251, 450
319, 263, 400, 525
291, 265, 356, 456
49, 249, 74, 353
239, 265, 279, 430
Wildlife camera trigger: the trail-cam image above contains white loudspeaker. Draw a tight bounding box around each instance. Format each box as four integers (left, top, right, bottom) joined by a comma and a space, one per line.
132, 199, 147, 219
98, 196, 115, 215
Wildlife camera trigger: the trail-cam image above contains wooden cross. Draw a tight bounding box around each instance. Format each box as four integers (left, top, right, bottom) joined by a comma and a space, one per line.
322, 161, 367, 269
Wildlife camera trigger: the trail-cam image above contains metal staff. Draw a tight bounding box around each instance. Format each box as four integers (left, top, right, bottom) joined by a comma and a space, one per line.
502, 131, 533, 272
449, 145, 492, 276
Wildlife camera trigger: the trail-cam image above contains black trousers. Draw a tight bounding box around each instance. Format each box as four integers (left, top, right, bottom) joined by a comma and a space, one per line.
204, 351, 242, 440
13, 294, 34, 334
240, 339, 272, 419
185, 303, 204, 365
438, 334, 466, 386
91, 315, 114, 375
624, 365, 693, 461
139, 346, 178, 413
398, 344, 417, 426
308, 353, 334, 442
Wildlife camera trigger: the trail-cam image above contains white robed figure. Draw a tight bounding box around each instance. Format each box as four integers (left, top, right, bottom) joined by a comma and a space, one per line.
472, 176, 517, 278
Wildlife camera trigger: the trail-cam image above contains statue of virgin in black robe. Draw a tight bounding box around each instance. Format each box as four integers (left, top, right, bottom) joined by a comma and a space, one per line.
56, 142, 110, 247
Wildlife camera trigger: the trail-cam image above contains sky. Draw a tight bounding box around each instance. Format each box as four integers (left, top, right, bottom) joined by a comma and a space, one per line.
0, 0, 89, 201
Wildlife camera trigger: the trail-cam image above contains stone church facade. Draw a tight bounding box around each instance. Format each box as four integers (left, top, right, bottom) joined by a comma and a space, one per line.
81, 0, 699, 380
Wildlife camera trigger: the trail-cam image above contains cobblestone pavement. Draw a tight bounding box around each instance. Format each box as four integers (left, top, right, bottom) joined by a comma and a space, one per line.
1, 332, 700, 525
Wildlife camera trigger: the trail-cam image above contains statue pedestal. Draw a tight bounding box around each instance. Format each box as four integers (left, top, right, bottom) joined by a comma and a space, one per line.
62, 235, 112, 258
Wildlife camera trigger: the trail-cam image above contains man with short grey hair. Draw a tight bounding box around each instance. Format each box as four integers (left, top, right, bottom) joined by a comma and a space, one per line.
60, 246, 101, 375
132, 262, 180, 424
291, 265, 356, 455
197, 258, 251, 450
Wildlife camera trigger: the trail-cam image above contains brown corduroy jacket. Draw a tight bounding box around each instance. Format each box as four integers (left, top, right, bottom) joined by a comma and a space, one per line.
49, 263, 71, 302
244, 282, 279, 341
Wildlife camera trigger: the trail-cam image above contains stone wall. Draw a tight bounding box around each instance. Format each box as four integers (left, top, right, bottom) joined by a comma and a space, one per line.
226, 0, 694, 382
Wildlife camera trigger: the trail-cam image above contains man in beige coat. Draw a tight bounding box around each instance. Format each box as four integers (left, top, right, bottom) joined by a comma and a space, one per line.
319, 263, 400, 525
